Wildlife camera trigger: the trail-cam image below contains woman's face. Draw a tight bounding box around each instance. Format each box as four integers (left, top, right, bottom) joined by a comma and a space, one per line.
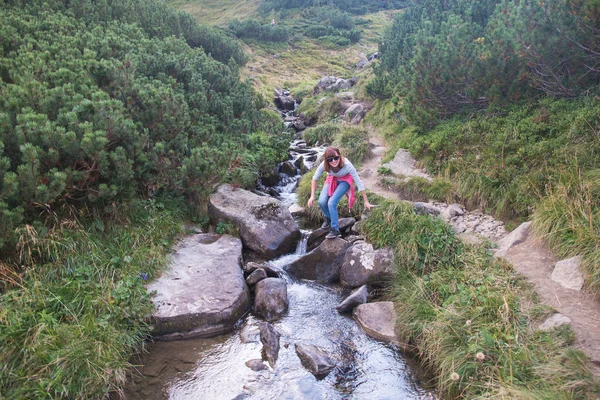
326, 152, 341, 168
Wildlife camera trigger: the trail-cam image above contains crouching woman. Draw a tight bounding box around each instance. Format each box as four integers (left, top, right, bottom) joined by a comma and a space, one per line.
307, 146, 375, 239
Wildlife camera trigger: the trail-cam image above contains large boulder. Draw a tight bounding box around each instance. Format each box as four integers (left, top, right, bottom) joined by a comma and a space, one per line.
209, 184, 300, 258
340, 242, 395, 288
254, 278, 289, 322
148, 234, 249, 340
287, 238, 351, 283
295, 344, 336, 380
353, 302, 399, 344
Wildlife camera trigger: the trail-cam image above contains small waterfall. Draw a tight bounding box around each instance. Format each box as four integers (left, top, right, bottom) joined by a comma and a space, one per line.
295, 230, 309, 256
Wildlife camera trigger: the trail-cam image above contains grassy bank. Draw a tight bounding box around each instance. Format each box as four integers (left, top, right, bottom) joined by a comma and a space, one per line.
359, 200, 600, 398
377, 96, 600, 294
0, 198, 186, 398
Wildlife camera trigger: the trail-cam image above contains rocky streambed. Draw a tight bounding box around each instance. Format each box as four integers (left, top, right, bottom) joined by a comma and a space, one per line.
124, 134, 432, 398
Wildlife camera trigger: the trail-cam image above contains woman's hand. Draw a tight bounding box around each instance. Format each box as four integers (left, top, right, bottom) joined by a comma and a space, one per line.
363, 200, 376, 210
307, 196, 315, 208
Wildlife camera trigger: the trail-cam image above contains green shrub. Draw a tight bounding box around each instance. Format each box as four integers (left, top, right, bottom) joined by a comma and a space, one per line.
303, 123, 341, 146
334, 126, 369, 166
0, 198, 185, 398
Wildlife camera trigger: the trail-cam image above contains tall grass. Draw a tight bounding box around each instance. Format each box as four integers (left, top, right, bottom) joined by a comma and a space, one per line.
533, 167, 600, 293
334, 126, 370, 166
358, 200, 600, 398
0, 198, 185, 398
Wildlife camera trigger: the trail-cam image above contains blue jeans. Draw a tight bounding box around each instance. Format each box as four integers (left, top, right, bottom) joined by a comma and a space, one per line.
318, 182, 350, 230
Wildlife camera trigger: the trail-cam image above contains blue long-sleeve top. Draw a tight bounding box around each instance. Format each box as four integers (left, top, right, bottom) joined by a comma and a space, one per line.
312, 158, 365, 192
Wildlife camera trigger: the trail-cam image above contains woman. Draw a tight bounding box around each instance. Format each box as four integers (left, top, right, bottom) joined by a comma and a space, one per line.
307, 147, 375, 238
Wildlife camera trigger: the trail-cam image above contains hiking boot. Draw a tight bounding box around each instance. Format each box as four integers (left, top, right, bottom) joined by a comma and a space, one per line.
326, 228, 341, 239
321, 218, 331, 229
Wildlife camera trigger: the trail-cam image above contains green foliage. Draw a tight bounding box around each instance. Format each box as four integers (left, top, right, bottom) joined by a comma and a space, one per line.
228, 19, 290, 42
334, 126, 369, 166
0, 0, 287, 254
259, 0, 408, 15
387, 176, 454, 203
390, 96, 600, 293
0, 198, 184, 399
359, 200, 600, 398
302, 123, 341, 146
358, 200, 463, 274
216, 221, 238, 235
373, 0, 600, 126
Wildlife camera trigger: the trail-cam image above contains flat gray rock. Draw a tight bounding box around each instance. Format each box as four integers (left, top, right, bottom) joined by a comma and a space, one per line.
209, 184, 300, 258
295, 344, 336, 380
382, 149, 430, 180
539, 313, 572, 331
148, 234, 249, 340
353, 302, 398, 344
551, 256, 584, 291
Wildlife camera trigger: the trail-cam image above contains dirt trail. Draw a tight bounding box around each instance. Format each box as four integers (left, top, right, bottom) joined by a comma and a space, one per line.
358, 126, 401, 201
505, 238, 600, 371
359, 124, 600, 374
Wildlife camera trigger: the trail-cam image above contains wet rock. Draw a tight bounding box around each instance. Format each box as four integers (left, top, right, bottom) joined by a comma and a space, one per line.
495, 221, 532, 258
336, 285, 368, 313
294, 156, 308, 174
246, 268, 268, 286
260, 168, 280, 187
240, 323, 260, 344
260, 322, 281, 368
539, 313, 572, 331
414, 202, 441, 216
254, 278, 288, 322
295, 344, 336, 380
148, 234, 250, 339
353, 302, 398, 344
288, 204, 307, 217
306, 227, 329, 252
245, 359, 269, 371
274, 95, 296, 111
288, 238, 351, 283
340, 242, 394, 288
339, 217, 356, 232
209, 184, 300, 258
280, 161, 297, 176
551, 256, 584, 291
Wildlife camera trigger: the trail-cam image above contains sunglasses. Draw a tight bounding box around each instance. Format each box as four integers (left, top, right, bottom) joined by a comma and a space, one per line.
326, 156, 340, 163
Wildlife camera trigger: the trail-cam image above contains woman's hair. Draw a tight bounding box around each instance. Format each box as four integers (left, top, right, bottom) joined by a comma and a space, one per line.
323, 146, 345, 172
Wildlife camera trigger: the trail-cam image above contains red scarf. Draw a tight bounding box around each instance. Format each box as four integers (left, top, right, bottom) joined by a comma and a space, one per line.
325, 174, 356, 209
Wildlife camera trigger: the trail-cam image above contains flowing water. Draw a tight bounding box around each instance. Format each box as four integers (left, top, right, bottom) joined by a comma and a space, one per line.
124, 143, 430, 399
